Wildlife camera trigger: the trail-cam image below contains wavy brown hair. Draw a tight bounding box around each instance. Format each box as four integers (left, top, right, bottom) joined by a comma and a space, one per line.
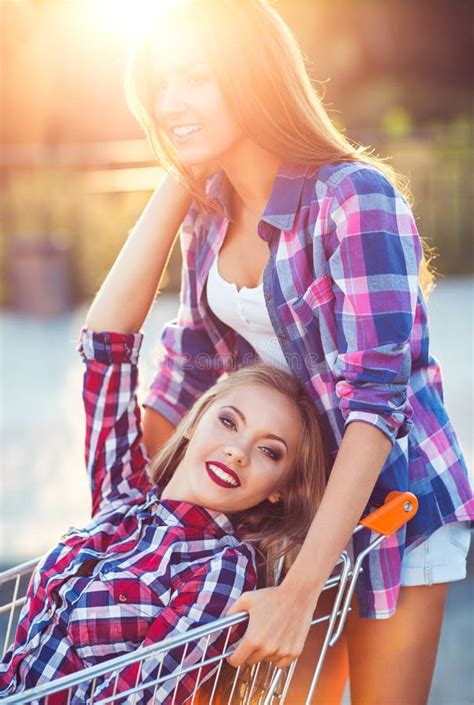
148, 363, 328, 587
125, 0, 435, 294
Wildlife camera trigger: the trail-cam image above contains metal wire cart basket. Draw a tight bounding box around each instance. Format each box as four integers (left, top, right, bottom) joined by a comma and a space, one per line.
1, 491, 418, 705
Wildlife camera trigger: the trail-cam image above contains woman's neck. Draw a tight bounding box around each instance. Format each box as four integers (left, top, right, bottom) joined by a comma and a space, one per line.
219, 139, 281, 221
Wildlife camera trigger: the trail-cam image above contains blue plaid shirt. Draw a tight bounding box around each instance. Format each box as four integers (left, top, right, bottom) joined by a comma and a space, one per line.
145, 160, 474, 618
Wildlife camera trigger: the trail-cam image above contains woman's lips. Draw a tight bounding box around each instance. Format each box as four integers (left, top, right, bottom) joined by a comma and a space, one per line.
170, 125, 203, 143
205, 461, 241, 489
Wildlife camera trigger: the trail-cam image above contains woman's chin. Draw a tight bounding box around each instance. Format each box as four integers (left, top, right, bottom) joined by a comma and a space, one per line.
174, 147, 218, 166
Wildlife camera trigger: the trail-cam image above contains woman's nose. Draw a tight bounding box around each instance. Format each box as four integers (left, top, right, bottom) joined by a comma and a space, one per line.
154, 80, 187, 120
223, 445, 249, 466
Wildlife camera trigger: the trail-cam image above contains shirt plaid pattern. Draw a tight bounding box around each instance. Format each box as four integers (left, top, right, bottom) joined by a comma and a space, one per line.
0, 329, 257, 702
145, 160, 474, 618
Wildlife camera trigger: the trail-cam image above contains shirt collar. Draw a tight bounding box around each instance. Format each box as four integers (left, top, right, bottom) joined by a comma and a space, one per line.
142, 488, 235, 536
207, 160, 310, 235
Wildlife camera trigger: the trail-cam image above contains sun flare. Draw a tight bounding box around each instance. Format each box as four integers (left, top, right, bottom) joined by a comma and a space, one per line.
86, 0, 179, 38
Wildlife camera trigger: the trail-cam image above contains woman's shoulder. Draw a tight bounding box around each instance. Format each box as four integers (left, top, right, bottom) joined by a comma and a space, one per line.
210, 536, 258, 583
212, 541, 258, 589
171, 539, 257, 591
313, 160, 400, 200
205, 532, 256, 566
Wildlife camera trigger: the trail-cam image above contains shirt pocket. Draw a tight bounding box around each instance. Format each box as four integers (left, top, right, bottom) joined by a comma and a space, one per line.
289, 274, 335, 324
287, 274, 336, 362
66, 570, 167, 660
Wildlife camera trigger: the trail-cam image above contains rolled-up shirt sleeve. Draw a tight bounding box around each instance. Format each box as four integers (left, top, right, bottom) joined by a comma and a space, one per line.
144, 204, 225, 426
325, 167, 422, 444
78, 328, 150, 516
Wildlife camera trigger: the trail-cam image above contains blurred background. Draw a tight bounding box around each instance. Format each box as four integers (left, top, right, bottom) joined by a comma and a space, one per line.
1, 0, 473, 310
0, 1, 473, 701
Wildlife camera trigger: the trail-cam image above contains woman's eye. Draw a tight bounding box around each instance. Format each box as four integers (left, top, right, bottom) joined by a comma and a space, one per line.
260, 447, 281, 461
219, 415, 236, 430
187, 72, 208, 86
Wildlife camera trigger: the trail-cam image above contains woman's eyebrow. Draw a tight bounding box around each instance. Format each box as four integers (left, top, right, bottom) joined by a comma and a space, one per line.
155, 61, 209, 78
222, 405, 288, 452
178, 61, 209, 72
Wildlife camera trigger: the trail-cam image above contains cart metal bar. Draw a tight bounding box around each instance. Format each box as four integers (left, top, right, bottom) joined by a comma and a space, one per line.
1, 612, 248, 705
189, 633, 211, 705
303, 551, 352, 705
1, 557, 41, 657
268, 551, 352, 705
2, 575, 21, 659
1, 491, 419, 704
328, 533, 387, 646
1, 609, 348, 705
0, 559, 39, 582
0, 599, 27, 617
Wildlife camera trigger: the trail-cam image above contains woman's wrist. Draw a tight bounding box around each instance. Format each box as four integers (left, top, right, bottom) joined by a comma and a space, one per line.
279, 567, 324, 611
160, 171, 195, 207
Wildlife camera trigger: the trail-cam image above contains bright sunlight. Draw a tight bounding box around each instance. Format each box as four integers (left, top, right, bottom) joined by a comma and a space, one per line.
84, 0, 181, 38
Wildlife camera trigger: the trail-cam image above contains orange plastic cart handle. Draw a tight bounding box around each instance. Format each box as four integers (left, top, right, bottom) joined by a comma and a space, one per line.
359, 491, 418, 536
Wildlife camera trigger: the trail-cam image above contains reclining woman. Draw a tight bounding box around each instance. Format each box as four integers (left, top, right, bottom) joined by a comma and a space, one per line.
0, 191, 328, 701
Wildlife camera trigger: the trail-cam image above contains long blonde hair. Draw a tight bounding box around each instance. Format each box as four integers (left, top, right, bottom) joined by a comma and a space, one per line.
125, 0, 434, 294
148, 363, 328, 587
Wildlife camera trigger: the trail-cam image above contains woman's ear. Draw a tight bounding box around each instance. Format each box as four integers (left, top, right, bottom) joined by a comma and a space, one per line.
268, 492, 282, 504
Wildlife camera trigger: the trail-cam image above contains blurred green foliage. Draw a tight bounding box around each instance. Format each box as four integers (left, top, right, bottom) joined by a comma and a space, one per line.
0, 170, 183, 307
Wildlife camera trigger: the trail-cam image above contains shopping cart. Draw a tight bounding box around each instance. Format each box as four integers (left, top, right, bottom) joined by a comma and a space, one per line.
1, 491, 418, 705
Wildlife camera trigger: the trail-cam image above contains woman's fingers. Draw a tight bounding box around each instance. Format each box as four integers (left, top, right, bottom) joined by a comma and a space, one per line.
226, 591, 252, 617
225, 586, 316, 669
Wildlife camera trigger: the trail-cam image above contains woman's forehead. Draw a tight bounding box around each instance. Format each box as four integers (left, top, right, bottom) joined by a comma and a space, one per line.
148, 19, 209, 75
215, 386, 300, 424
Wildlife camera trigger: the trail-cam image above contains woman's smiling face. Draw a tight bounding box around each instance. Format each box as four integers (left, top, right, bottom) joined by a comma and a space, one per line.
161, 384, 302, 513
149, 21, 244, 166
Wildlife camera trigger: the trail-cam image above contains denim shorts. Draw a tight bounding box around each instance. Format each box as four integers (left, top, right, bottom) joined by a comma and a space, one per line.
400, 521, 472, 586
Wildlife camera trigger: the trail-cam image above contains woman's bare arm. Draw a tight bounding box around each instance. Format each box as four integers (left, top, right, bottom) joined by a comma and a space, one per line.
282, 422, 391, 598
227, 421, 392, 668
85, 173, 193, 334
143, 408, 176, 457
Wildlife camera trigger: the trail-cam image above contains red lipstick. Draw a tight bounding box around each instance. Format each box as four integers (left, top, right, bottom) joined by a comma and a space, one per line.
205, 461, 241, 489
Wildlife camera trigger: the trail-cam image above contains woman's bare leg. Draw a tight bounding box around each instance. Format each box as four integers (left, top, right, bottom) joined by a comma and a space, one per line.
345, 584, 449, 705
284, 587, 349, 704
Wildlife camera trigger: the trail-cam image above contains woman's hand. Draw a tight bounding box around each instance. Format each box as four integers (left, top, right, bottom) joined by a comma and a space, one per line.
226, 585, 318, 669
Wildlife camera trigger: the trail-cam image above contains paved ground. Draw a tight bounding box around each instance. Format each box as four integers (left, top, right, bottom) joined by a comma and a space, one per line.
1, 276, 473, 703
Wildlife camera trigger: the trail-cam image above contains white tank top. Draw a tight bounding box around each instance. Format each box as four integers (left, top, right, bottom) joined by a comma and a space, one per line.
206, 255, 289, 370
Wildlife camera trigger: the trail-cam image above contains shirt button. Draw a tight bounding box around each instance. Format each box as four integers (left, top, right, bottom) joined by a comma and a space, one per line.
264, 290, 271, 301
118, 593, 128, 603
278, 333, 288, 342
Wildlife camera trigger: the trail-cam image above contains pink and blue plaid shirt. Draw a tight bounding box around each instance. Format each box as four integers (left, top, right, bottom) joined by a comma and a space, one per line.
145, 160, 474, 618
0, 329, 256, 703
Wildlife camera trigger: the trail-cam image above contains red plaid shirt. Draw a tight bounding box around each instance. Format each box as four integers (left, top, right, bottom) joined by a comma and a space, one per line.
0, 329, 257, 703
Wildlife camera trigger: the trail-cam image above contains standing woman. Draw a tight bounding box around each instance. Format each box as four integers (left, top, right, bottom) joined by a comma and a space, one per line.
126, 1, 474, 702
